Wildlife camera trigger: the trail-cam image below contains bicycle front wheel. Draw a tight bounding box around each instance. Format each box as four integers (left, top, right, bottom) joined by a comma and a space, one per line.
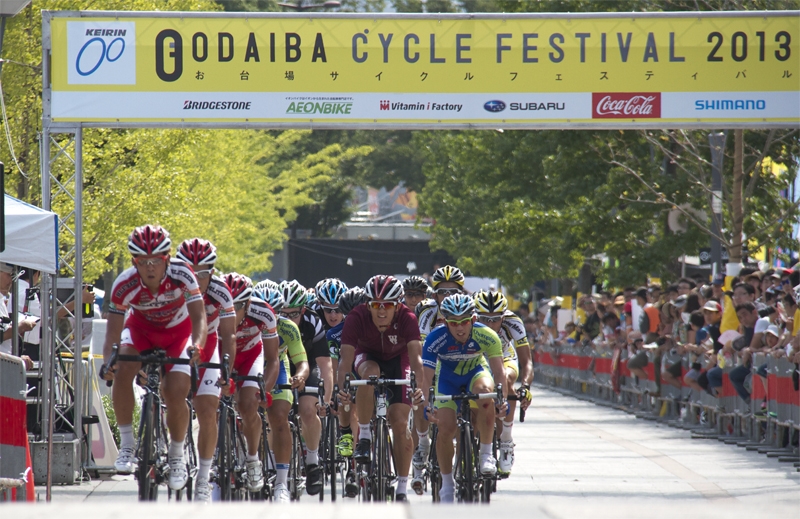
460, 424, 475, 503
216, 405, 233, 501
137, 394, 159, 501
374, 419, 390, 501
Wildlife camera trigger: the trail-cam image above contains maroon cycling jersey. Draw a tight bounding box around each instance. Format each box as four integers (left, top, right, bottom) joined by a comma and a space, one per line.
235, 296, 278, 355
109, 259, 202, 328
340, 303, 421, 361
204, 275, 235, 335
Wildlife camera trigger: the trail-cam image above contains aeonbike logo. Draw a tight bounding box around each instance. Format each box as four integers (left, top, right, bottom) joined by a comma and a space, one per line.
67, 22, 136, 85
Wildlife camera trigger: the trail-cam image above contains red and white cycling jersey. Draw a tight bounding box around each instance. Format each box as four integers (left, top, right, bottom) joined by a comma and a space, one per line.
109, 260, 202, 328
204, 275, 235, 335
235, 297, 278, 354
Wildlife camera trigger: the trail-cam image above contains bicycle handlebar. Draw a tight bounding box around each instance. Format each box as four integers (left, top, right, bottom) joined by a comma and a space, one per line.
348, 378, 412, 387
432, 391, 499, 402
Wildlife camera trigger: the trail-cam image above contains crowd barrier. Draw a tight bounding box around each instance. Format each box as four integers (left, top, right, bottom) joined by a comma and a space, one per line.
533, 344, 800, 467
0, 353, 34, 502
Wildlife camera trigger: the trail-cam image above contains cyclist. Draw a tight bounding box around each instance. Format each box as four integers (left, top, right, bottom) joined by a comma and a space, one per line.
279, 280, 332, 496
422, 294, 507, 503
411, 265, 465, 492
329, 287, 367, 497
255, 285, 309, 503
337, 275, 424, 502
175, 238, 236, 503
473, 289, 533, 476
402, 276, 429, 314
224, 273, 281, 494
101, 225, 208, 491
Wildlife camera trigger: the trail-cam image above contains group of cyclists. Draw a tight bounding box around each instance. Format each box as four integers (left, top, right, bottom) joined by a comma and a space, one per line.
100, 224, 534, 504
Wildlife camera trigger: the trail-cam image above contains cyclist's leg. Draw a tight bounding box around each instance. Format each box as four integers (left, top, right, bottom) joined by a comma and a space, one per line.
498, 362, 518, 439
353, 353, 379, 460
267, 393, 292, 500
433, 363, 460, 501
299, 389, 323, 495
112, 326, 143, 473
467, 367, 497, 475
162, 341, 192, 490
194, 334, 221, 498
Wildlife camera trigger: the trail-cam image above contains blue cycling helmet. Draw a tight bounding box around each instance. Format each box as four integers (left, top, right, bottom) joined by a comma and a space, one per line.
317, 278, 349, 307
439, 294, 475, 319
256, 285, 285, 313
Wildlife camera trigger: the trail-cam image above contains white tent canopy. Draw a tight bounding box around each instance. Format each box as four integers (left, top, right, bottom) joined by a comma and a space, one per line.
0, 194, 58, 274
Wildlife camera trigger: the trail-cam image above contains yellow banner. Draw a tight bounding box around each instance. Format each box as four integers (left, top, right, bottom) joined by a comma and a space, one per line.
46, 11, 800, 126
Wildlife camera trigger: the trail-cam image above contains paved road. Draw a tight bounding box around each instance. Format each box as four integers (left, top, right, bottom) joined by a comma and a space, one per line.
11, 386, 799, 516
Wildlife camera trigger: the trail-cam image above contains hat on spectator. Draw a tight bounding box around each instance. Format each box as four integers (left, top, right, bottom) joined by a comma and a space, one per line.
712, 273, 725, 286
765, 325, 781, 338
703, 300, 722, 313
673, 294, 688, 308
770, 271, 782, 280
0, 263, 13, 274
614, 295, 625, 305
635, 288, 648, 300
746, 271, 764, 281
623, 301, 632, 314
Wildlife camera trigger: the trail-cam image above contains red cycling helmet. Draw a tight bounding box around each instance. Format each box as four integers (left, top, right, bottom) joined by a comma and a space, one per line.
175, 238, 217, 266
364, 275, 404, 301
128, 225, 171, 256
223, 273, 253, 304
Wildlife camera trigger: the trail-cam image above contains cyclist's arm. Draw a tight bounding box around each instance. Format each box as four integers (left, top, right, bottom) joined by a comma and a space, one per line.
187, 299, 208, 350
421, 365, 436, 399
517, 343, 533, 386
103, 311, 125, 363
218, 314, 237, 369
488, 355, 507, 399
407, 339, 424, 390
311, 335, 334, 402
337, 344, 355, 389
263, 335, 280, 392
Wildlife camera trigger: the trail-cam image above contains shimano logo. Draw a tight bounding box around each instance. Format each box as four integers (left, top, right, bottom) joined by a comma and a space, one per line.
484, 100, 506, 112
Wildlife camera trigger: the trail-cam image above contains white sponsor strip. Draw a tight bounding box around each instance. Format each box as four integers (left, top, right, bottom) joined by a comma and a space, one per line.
662, 91, 800, 120
52, 91, 799, 122
52, 92, 589, 121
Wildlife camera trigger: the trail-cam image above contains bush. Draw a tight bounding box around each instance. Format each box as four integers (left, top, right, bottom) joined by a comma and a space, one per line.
102, 394, 140, 447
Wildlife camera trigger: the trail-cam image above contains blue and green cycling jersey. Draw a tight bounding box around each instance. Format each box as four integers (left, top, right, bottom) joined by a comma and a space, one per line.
422, 322, 503, 376
326, 321, 344, 361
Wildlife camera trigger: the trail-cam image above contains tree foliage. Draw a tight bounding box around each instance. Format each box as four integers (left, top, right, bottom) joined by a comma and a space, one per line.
1, 0, 368, 281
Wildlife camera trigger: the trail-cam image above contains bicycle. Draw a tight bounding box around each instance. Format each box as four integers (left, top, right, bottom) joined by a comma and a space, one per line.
430, 383, 503, 503
274, 382, 321, 501
212, 355, 264, 501
103, 344, 195, 502
344, 372, 416, 502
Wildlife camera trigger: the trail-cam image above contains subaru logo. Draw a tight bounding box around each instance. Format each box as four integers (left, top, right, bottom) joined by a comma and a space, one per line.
484, 100, 506, 112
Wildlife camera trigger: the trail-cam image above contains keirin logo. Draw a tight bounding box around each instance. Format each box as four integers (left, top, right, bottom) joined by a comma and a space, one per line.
67, 22, 136, 85
380, 100, 390, 110
592, 93, 661, 119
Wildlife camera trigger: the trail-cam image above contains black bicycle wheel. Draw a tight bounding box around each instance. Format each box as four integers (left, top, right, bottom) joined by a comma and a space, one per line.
137, 395, 158, 501
328, 415, 338, 502
374, 419, 388, 501
460, 424, 475, 503
216, 404, 232, 501
234, 420, 250, 501
429, 425, 441, 503
288, 422, 303, 501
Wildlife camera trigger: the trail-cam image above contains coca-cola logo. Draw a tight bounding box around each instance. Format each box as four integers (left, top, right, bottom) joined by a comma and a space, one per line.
592, 92, 661, 119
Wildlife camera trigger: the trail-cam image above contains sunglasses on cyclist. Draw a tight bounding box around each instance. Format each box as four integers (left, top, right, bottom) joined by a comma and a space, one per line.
446, 316, 473, 326
368, 301, 398, 310
436, 288, 460, 296
478, 315, 503, 324
405, 291, 426, 298
193, 268, 214, 279
281, 310, 302, 319
234, 301, 248, 311
133, 255, 168, 267
322, 306, 342, 314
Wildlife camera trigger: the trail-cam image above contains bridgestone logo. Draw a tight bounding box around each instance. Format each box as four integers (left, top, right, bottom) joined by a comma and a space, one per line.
286, 102, 352, 114
183, 100, 252, 110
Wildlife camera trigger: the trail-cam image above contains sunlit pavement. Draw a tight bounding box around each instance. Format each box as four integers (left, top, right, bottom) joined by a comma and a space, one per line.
12, 387, 798, 517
